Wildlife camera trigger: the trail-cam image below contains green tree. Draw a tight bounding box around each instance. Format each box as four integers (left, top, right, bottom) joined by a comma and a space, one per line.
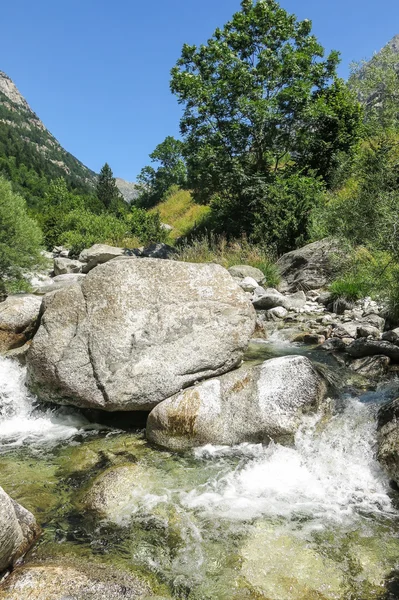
170, 0, 361, 247
97, 163, 123, 210
0, 176, 43, 291
136, 136, 187, 208
349, 43, 399, 135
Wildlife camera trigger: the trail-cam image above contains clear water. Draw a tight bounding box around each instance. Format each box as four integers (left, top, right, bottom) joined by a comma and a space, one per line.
0, 349, 399, 599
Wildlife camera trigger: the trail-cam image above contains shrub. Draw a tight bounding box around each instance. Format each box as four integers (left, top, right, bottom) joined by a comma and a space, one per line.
0, 176, 43, 291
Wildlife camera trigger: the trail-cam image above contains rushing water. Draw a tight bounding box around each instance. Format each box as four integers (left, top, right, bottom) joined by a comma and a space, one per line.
1, 347, 399, 599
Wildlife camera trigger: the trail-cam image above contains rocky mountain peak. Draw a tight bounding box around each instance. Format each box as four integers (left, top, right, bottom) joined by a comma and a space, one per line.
0, 71, 31, 110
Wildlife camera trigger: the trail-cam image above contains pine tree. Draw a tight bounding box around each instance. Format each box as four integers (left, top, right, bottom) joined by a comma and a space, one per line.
97, 163, 121, 210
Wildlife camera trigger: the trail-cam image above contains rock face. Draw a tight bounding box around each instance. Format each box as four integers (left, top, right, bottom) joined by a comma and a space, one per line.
276, 239, 341, 293
0, 561, 152, 599
0, 295, 42, 353
146, 356, 327, 450
27, 259, 256, 411
377, 398, 399, 485
0, 486, 40, 572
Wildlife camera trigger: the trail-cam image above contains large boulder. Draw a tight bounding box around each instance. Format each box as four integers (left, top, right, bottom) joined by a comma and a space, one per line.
0, 486, 40, 572
146, 356, 327, 450
0, 295, 42, 353
79, 244, 134, 273
377, 398, 399, 485
26, 259, 256, 411
0, 561, 153, 599
346, 339, 399, 362
33, 273, 86, 295
276, 239, 341, 293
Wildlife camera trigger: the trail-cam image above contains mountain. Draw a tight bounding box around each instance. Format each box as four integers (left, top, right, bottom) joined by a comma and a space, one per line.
0, 71, 136, 201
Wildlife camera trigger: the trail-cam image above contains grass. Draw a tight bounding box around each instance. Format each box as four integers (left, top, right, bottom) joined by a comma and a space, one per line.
175, 234, 280, 287
149, 187, 210, 242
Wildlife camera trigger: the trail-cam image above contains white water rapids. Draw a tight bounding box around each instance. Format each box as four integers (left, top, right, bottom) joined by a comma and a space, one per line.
0, 357, 97, 450
0, 355, 398, 598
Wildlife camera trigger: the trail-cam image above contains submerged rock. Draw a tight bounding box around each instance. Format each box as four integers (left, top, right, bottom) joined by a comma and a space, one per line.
82, 464, 147, 521
27, 259, 255, 411
0, 561, 154, 599
0, 295, 42, 353
348, 355, 390, 378
146, 356, 327, 450
0, 486, 40, 572
241, 524, 344, 600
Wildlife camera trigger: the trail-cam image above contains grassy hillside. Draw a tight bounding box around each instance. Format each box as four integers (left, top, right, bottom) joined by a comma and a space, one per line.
149, 187, 210, 241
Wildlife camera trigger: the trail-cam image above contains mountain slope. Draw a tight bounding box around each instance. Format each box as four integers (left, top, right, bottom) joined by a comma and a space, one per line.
0, 71, 97, 191
0, 70, 136, 200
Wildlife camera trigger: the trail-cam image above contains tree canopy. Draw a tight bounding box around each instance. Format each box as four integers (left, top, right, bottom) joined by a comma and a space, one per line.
170, 0, 362, 250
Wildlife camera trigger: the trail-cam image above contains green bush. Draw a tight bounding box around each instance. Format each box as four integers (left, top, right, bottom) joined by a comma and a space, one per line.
0, 176, 43, 291
59, 209, 128, 256
329, 247, 398, 303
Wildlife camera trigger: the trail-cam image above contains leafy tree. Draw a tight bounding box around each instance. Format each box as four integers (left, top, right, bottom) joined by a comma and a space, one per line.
0, 176, 43, 291
97, 162, 124, 210
170, 0, 362, 247
136, 136, 187, 208
349, 44, 399, 135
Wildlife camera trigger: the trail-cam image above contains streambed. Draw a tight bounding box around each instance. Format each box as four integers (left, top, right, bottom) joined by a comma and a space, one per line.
0, 341, 399, 600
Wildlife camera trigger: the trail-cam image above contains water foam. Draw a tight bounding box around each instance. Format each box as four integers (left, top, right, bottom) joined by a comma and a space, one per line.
183, 399, 393, 527
0, 357, 98, 451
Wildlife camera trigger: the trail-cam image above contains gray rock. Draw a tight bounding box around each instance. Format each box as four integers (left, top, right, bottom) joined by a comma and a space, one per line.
348, 355, 390, 378
276, 239, 342, 293
79, 244, 128, 273
0, 560, 152, 600
53, 257, 82, 276
239, 277, 259, 292
377, 398, 399, 485
252, 287, 287, 310
33, 273, 86, 295
141, 242, 177, 259
0, 294, 42, 353
346, 339, 399, 362
0, 486, 40, 571
284, 290, 306, 309
267, 306, 288, 320
27, 259, 256, 411
321, 338, 346, 352
146, 356, 327, 450
228, 265, 265, 284
331, 322, 358, 339
317, 292, 333, 306
382, 328, 399, 345
362, 313, 385, 331
356, 324, 381, 339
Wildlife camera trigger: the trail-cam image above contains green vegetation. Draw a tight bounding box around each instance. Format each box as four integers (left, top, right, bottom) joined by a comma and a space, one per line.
176, 234, 280, 287
136, 137, 187, 209
0, 176, 43, 293
2, 0, 399, 309
149, 187, 210, 241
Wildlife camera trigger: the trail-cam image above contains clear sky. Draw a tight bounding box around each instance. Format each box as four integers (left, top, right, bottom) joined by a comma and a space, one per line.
1, 0, 399, 182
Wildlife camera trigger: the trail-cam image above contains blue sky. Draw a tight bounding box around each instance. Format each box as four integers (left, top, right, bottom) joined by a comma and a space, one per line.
1, 0, 399, 182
